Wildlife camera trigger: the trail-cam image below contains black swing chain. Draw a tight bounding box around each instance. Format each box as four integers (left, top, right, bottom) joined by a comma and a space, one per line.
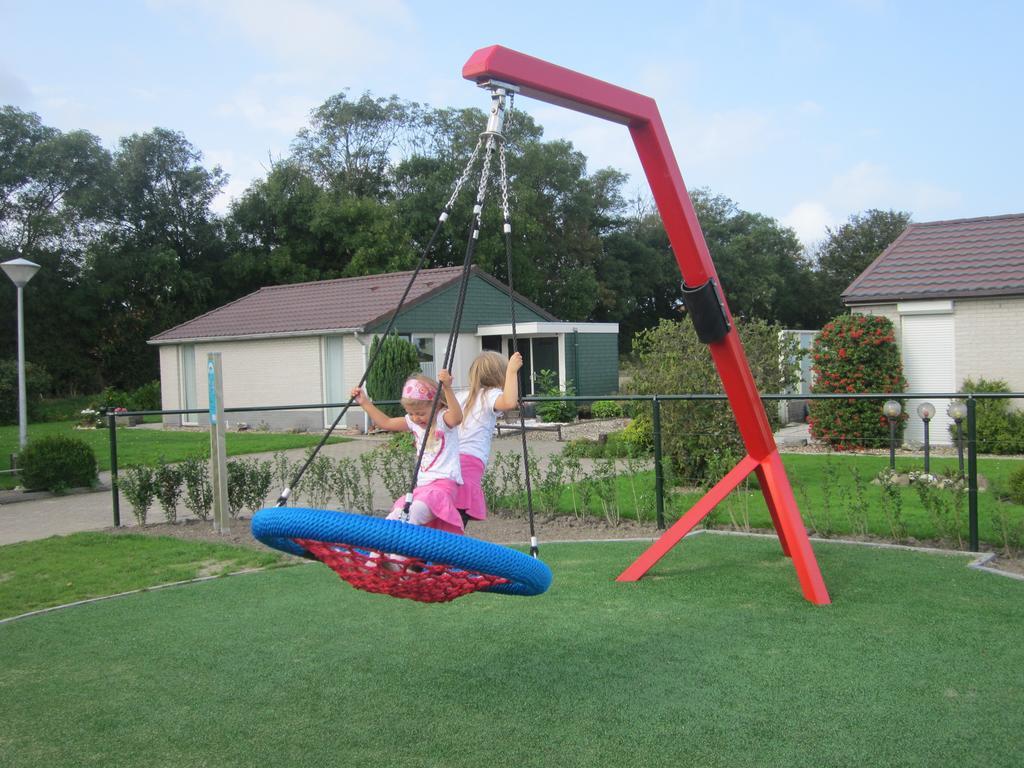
275, 135, 487, 506
401, 97, 503, 520
277, 83, 538, 554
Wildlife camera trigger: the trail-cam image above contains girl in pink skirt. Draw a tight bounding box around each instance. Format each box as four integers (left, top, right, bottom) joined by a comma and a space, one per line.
352, 370, 464, 534
456, 351, 522, 526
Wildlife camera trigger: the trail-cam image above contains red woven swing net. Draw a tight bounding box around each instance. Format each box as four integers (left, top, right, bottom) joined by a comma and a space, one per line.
295, 538, 510, 603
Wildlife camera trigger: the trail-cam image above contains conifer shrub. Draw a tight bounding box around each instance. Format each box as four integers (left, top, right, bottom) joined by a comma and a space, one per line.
16, 435, 98, 492
366, 334, 421, 418
808, 313, 907, 451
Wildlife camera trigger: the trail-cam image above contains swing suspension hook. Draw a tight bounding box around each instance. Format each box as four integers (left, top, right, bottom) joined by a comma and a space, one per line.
478, 80, 518, 140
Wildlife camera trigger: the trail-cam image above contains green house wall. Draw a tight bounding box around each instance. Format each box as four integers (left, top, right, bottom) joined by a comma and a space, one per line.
366, 276, 549, 335
566, 332, 619, 397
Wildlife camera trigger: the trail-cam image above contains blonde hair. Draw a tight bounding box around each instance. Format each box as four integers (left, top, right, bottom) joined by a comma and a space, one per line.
401, 373, 443, 451
464, 351, 509, 418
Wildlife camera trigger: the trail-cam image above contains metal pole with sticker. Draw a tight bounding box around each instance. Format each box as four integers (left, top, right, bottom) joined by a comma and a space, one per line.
208, 353, 229, 533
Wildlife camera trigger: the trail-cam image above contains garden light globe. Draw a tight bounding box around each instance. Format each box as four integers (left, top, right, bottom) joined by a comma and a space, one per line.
916, 402, 936, 421
947, 401, 967, 421
882, 400, 902, 419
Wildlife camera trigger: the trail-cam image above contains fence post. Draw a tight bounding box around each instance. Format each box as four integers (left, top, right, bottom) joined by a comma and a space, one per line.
966, 397, 978, 552
652, 396, 665, 530
208, 353, 230, 534
108, 412, 120, 527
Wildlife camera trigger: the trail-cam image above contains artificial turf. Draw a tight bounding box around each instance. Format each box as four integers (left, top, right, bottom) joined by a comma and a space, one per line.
0, 534, 1021, 767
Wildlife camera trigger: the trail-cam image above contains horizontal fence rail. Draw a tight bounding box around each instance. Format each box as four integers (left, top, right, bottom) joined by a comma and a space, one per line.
102, 391, 1024, 551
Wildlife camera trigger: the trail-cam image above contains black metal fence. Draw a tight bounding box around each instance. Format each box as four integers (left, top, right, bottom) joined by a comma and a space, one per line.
106, 391, 1024, 553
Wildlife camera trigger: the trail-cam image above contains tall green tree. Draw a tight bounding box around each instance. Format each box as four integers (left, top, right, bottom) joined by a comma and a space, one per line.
690, 189, 816, 328
291, 91, 422, 199
0, 107, 111, 391
810, 209, 912, 323
83, 128, 227, 388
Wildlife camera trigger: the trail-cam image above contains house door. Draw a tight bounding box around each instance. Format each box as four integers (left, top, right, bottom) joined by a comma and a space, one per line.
532, 337, 559, 388
181, 344, 198, 426
323, 336, 344, 427
901, 313, 955, 445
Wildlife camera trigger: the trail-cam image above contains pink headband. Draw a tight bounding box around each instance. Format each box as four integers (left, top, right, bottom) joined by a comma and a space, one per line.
402, 379, 436, 401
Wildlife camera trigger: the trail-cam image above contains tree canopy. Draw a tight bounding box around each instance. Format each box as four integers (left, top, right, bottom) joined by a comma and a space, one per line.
0, 94, 913, 394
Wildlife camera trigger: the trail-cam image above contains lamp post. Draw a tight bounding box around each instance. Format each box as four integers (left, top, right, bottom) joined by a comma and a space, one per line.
947, 400, 967, 476
917, 401, 935, 475
882, 400, 902, 469
2, 258, 41, 452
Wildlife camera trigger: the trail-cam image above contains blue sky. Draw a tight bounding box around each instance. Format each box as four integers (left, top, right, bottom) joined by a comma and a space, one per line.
2, 0, 1021, 247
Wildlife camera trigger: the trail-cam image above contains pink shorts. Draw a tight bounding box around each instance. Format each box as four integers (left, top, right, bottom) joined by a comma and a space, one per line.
455, 455, 487, 520
389, 479, 464, 534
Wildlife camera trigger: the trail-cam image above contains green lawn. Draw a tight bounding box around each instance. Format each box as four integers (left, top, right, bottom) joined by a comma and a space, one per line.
0, 532, 288, 620
0, 534, 1021, 767
529, 452, 1024, 552
0, 420, 349, 472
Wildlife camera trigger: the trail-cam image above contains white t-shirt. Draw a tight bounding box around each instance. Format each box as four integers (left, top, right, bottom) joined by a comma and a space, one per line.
457, 387, 502, 463
406, 412, 463, 486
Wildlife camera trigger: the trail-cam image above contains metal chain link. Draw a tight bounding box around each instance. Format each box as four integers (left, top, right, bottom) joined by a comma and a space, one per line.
473, 134, 497, 217
499, 140, 511, 225
444, 137, 485, 212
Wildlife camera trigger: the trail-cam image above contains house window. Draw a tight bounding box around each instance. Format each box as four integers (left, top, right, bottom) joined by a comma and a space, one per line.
181, 344, 198, 426
400, 334, 436, 378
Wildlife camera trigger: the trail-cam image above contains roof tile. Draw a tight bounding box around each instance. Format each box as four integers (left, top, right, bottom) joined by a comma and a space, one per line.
152, 266, 469, 342
843, 213, 1024, 303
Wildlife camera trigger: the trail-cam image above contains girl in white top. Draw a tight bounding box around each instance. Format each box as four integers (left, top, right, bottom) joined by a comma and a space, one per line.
456, 351, 522, 524
352, 370, 464, 534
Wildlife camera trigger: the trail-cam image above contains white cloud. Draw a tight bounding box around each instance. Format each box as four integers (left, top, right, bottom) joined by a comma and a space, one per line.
0, 67, 32, 104
782, 201, 836, 247
168, 0, 415, 69
216, 72, 318, 137
828, 161, 963, 220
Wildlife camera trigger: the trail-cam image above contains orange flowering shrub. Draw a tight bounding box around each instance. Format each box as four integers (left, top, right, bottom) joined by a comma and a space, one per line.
808, 313, 907, 450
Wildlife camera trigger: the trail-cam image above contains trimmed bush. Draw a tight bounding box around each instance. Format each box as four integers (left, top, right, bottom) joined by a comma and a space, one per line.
957, 378, 1024, 455
1008, 465, 1024, 506
620, 417, 654, 455
16, 435, 98, 492
154, 459, 182, 523
130, 380, 161, 411
119, 464, 156, 526
808, 313, 907, 451
591, 400, 623, 419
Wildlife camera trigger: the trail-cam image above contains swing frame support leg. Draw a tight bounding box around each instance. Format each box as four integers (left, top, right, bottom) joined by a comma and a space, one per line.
615, 452, 828, 605
463, 45, 830, 605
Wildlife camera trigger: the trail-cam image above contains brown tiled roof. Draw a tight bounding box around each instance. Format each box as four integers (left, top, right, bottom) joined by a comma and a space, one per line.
842, 213, 1024, 304
150, 266, 550, 343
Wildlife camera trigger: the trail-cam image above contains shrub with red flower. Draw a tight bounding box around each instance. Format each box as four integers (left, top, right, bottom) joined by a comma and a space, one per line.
808, 313, 907, 451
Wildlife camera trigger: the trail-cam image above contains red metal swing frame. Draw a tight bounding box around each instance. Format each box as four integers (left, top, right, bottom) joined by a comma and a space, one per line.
463, 46, 830, 605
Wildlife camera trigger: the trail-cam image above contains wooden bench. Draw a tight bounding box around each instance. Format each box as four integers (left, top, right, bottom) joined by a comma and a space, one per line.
494, 422, 563, 441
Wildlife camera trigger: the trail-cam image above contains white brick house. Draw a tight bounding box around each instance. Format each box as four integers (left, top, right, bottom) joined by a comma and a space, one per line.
149, 266, 619, 432
843, 213, 1024, 445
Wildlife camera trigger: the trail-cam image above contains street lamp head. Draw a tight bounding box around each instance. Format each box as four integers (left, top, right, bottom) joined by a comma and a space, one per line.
917, 401, 935, 421
947, 400, 967, 422
882, 400, 902, 419
1, 258, 41, 288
